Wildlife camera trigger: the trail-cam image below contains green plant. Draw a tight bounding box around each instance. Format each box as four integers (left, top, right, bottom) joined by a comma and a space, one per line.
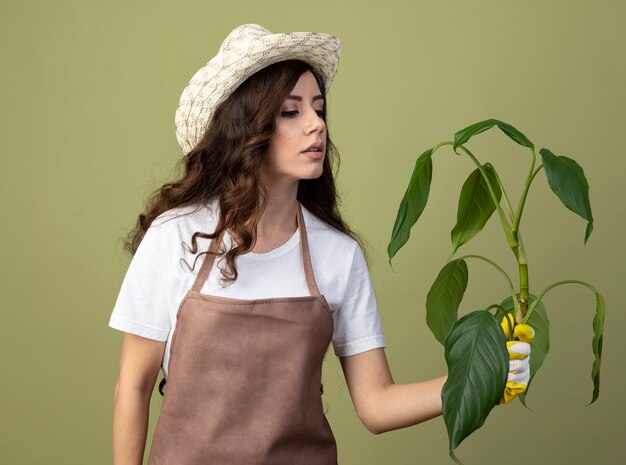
387, 119, 605, 464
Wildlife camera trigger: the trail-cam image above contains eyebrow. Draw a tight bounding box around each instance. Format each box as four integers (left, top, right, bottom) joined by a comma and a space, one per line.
286, 95, 325, 102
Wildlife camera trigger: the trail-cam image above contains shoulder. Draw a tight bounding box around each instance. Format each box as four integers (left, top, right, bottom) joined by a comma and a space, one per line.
131, 198, 220, 264
300, 204, 361, 268
149, 197, 220, 239
301, 205, 358, 248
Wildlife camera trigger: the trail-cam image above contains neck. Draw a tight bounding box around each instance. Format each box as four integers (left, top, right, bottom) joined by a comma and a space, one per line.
256, 179, 299, 238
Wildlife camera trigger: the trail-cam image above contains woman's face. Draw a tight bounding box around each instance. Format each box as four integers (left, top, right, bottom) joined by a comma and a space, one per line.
262, 70, 326, 186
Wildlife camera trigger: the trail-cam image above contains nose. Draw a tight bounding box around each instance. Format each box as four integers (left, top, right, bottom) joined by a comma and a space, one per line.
304, 107, 325, 135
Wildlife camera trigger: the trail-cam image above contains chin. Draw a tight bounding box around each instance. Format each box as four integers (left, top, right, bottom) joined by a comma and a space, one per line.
300, 167, 324, 180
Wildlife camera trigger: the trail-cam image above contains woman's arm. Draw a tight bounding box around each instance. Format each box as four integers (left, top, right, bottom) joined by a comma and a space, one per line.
339, 348, 446, 435
112, 333, 166, 465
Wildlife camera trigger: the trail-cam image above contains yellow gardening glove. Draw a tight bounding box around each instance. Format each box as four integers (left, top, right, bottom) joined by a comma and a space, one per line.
500, 314, 534, 404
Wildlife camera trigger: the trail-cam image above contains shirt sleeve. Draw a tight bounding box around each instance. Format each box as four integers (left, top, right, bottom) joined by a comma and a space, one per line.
108, 220, 178, 341
331, 243, 387, 357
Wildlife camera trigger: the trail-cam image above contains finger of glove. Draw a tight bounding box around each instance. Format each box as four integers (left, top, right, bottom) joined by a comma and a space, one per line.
501, 382, 528, 404
500, 313, 515, 339
506, 341, 531, 360
514, 324, 535, 342
508, 360, 530, 384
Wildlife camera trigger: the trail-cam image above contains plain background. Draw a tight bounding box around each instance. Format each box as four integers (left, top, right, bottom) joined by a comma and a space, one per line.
2, 1, 624, 464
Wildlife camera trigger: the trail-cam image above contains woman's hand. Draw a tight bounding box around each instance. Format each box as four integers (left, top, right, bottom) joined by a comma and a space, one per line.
112, 333, 165, 465
500, 318, 534, 404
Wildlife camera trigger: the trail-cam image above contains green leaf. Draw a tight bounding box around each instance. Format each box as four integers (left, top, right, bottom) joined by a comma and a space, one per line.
426, 259, 469, 345
450, 164, 502, 255
453, 119, 534, 151
540, 148, 594, 243
387, 148, 433, 261
500, 294, 550, 407
442, 310, 509, 459
590, 291, 605, 404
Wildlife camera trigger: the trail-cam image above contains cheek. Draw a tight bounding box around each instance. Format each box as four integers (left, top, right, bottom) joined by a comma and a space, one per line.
267, 130, 281, 156
265, 132, 288, 169
269, 128, 295, 153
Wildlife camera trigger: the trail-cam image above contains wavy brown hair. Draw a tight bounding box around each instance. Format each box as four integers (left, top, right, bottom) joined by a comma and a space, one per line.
123, 59, 367, 283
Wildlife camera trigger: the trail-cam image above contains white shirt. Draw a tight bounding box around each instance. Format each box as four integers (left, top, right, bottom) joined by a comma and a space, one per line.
109, 198, 387, 378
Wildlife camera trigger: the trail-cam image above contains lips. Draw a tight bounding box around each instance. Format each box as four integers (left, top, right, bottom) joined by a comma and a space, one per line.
301, 141, 325, 154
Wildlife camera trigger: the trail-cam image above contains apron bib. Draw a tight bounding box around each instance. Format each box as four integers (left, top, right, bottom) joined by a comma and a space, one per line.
148, 203, 338, 465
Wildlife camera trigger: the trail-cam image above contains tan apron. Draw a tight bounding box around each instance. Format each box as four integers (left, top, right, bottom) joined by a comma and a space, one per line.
148, 203, 338, 465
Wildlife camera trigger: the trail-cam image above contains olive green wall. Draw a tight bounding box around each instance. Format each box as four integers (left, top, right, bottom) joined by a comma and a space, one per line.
2, 1, 624, 464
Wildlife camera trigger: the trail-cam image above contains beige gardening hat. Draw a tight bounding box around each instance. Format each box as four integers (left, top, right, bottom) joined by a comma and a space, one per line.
175, 23, 341, 154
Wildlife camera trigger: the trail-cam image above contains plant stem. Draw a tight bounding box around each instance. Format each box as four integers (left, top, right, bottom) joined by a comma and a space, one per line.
529, 164, 544, 184
517, 263, 529, 321
522, 279, 600, 323
511, 155, 542, 237
509, 149, 543, 320
491, 166, 515, 222
433, 140, 454, 153
457, 254, 517, 303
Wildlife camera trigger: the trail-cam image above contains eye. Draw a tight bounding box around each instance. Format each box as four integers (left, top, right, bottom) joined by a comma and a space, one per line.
280, 110, 299, 118
315, 109, 325, 119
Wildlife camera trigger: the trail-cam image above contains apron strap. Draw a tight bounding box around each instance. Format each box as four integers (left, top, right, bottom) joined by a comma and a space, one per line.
190, 228, 225, 293
297, 202, 322, 298
190, 203, 321, 298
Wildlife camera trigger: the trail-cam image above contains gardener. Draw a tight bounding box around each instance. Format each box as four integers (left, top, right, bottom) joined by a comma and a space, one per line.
109, 24, 532, 465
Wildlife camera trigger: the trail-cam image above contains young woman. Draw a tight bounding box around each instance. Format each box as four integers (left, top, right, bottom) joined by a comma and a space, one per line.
110, 24, 531, 465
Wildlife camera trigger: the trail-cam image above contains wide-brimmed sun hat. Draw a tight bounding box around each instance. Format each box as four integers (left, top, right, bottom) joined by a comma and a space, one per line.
175, 23, 341, 155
